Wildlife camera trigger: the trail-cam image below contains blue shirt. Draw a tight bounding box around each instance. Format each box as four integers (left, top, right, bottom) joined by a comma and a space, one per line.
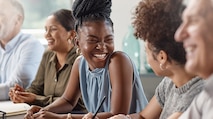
79, 52, 148, 114
0, 32, 44, 100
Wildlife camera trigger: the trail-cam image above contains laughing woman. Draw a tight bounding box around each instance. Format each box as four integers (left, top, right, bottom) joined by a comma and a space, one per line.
24, 0, 148, 119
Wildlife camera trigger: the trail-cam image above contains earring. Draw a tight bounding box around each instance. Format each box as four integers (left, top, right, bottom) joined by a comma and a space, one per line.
160, 63, 166, 70
76, 48, 81, 54
68, 39, 72, 44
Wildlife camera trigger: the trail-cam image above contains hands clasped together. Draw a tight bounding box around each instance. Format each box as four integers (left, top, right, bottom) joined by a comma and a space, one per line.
9, 84, 36, 103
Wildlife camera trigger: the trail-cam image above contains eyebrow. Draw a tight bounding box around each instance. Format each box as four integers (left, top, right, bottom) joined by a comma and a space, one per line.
87, 34, 114, 39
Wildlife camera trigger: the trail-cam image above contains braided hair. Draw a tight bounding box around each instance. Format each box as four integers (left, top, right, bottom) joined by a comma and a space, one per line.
72, 0, 113, 32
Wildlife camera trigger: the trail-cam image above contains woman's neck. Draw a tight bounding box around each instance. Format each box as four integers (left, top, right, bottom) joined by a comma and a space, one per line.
55, 47, 72, 70
168, 65, 195, 88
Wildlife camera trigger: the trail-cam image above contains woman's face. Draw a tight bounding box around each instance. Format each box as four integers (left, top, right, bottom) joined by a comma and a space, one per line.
77, 21, 114, 70
44, 15, 71, 51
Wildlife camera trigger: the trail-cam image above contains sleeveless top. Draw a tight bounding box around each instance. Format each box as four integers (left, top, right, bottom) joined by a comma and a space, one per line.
79, 52, 148, 114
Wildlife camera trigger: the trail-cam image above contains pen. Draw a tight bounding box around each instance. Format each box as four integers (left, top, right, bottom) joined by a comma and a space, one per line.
92, 96, 106, 119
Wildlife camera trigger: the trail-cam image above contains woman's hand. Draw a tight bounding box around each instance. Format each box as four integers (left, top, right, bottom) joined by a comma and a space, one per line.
24, 105, 42, 119
82, 112, 99, 119
9, 84, 36, 103
33, 110, 64, 119
13, 91, 36, 103
9, 84, 25, 102
108, 114, 131, 119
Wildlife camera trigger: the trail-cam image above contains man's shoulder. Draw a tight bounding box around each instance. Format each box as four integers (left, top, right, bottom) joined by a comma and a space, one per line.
204, 74, 213, 97
17, 33, 44, 50
19, 33, 40, 43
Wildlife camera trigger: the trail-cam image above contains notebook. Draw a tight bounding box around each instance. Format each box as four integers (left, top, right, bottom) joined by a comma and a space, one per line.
0, 101, 30, 116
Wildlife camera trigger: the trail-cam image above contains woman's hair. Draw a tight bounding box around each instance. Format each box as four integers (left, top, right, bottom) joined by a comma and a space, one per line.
72, 0, 113, 32
52, 9, 75, 31
132, 0, 186, 65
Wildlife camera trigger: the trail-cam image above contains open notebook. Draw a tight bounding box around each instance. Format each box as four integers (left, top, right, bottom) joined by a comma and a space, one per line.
0, 101, 30, 116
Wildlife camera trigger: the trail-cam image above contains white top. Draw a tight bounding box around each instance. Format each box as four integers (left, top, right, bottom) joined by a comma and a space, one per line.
179, 74, 213, 119
0, 32, 44, 100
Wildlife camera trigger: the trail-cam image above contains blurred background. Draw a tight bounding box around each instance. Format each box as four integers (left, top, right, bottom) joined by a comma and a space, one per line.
20, 0, 163, 101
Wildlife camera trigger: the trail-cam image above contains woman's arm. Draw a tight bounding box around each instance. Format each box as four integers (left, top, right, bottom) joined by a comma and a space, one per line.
167, 112, 182, 119
109, 52, 134, 114
136, 96, 162, 119
93, 52, 137, 118
109, 96, 162, 119
82, 52, 134, 119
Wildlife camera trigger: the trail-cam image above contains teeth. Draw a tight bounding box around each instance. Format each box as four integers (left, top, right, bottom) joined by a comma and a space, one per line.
94, 54, 106, 59
47, 40, 54, 44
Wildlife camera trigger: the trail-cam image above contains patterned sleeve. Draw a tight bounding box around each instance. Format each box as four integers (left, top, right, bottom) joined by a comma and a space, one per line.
155, 77, 168, 109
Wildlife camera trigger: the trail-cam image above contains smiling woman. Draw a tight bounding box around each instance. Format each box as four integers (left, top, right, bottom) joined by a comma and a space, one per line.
23, 0, 148, 119
19, 0, 72, 47
18, 0, 160, 107
19, 0, 147, 73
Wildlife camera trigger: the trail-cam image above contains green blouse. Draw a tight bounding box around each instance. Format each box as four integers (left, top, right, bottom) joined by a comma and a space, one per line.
26, 47, 86, 112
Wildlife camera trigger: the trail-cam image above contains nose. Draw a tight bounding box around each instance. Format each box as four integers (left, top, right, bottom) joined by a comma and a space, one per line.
44, 30, 51, 38
96, 42, 106, 50
175, 23, 188, 42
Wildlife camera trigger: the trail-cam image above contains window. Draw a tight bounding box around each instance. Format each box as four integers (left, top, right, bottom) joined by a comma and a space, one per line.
20, 0, 151, 74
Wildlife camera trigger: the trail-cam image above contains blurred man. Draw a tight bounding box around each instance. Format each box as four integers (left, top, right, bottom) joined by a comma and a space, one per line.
0, 0, 44, 100
175, 0, 213, 118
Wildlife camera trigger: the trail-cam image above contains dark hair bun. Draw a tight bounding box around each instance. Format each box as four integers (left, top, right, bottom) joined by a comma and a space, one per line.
72, 0, 112, 19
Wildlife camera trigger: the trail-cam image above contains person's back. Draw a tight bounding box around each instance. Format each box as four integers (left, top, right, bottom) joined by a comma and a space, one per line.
0, 0, 44, 100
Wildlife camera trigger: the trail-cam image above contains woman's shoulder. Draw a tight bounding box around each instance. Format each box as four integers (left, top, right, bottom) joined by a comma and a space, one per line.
110, 51, 130, 61
109, 51, 133, 68
73, 55, 84, 65
156, 77, 173, 91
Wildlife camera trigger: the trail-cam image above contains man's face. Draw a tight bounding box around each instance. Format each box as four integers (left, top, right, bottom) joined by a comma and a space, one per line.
175, 0, 213, 78
0, 1, 18, 42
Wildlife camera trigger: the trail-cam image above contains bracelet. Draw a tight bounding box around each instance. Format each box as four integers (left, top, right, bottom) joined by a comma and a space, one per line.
67, 113, 72, 119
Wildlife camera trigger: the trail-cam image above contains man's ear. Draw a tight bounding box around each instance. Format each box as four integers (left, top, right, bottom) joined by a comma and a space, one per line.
16, 15, 23, 25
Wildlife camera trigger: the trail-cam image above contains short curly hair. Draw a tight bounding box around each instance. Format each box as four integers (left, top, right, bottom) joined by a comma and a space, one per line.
132, 0, 186, 65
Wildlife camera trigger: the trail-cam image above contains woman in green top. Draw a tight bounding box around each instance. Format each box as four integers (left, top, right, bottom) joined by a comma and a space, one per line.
9, 9, 86, 112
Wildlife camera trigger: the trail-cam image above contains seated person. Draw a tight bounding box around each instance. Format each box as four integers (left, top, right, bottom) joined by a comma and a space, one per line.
175, 0, 213, 118
0, 0, 44, 100
109, 0, 203, 119
9, 9, 86, 112
24, 0, 148, 119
